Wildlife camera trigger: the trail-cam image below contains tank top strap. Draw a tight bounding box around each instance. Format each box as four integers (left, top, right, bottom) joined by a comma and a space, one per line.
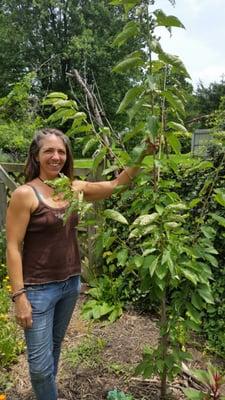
26, 184, 43, 203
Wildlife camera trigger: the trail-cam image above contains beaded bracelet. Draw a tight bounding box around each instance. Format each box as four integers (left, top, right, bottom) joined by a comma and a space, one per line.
11, 288, 26, 302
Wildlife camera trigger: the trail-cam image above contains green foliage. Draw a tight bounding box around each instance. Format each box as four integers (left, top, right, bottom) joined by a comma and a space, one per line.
107, 389, 134, 400
0, 281, 25, 368
45, 174, 93, 223
81, 275, 125, 322
0, 73, 43, 161
0, 0, 137, 129
183, 364, 225, 400
63, 336, 106, 369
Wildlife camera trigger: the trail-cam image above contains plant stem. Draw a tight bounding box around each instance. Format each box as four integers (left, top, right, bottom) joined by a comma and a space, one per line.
160, 289, 169, 400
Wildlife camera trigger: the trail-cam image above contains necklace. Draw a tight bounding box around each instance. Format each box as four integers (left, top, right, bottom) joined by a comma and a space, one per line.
38, 176, 53, 188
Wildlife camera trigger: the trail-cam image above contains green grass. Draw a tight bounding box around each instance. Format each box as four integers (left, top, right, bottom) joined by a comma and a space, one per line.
74, 159, 93, 168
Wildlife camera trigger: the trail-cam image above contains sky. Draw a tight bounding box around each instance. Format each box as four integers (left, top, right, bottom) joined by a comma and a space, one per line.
152, 0, 225, 89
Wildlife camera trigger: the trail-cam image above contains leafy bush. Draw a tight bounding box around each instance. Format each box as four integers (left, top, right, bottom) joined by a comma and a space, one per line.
0, 279, 25, 368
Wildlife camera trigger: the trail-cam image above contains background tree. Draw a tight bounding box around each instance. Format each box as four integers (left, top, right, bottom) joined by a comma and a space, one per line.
0, 0, 138, 128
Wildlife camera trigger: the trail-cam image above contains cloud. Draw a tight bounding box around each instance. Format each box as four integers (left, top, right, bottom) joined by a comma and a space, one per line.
195, 66, 225, 87
153, 0, 225, 87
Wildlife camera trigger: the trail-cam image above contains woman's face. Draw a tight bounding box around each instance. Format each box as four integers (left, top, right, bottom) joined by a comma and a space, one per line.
37, 134, 67, 179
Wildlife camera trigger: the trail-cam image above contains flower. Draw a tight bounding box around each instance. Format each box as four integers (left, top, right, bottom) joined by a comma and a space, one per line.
0, 394, 6, 400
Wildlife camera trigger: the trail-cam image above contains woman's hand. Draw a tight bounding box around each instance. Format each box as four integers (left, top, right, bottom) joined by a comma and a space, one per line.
14, 293, 33, 329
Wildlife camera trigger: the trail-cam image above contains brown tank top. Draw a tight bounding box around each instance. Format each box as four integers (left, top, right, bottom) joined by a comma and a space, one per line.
22, 185, 81, 285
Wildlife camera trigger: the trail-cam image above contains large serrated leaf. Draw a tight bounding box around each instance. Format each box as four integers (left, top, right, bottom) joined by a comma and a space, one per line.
117, 86, 144, 114
163, 90, 185, 115
113, 56, 144, 73
103, 209, 128, 225
159, 53, 190, 78
154, 9, 185, 29
113, 21, 139, 47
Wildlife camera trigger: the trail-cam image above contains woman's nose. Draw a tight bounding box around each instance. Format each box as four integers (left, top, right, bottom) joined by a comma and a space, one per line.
51, 151, 60, 160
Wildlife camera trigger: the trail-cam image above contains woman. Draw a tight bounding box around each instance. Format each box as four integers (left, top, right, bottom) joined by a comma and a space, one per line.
6, 128, 157, 400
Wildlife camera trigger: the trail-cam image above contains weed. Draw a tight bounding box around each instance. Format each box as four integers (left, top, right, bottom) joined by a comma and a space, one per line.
107, 362, 134, 377
63, 336, 106, 369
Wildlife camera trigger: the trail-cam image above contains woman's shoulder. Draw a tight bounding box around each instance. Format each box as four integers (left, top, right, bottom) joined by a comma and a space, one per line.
10, 184, 36, 205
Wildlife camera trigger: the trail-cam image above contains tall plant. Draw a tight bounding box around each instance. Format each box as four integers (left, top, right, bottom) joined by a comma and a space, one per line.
108, 1, 215, 398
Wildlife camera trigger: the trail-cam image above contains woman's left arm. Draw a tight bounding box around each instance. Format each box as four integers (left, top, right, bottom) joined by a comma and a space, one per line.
72, 141, 158, 201
72, 165, 139, 201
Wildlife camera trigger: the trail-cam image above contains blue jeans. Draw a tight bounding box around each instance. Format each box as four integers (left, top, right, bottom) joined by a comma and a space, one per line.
24, 275, 81, 400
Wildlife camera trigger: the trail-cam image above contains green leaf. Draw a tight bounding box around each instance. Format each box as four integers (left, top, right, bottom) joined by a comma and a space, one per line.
167, 121, 187, 133
103, 209, 128, 225
45, 92, 68, 99
127, 98, 145, 122
204, 253, 218, 267
189, 198, 201, 208
117, 86, 144, 114
132, 213, 159, 226
113, 51, 144, 73
146, 256, 159, 277
110, 0, 141, 13
197, 286, 214, 304
186, 304, 201, 324
116, 248, 128, 266
159, 53, 190, 78
181, 268, 198, 285
214, 190, 225, 207
108, 305, 123, 322
133, 255, 143, 268
191, 293, 204, 310
82, 138, 98, 156
155, 261, 167, 279
167, 132, 181, 154
92, 147, 107, 171
210, 213, 225, 228
146, 115, 159, 139
47, 108, 75, 123
113, 21, 139, 47
149, 38, 163, 55
163, 90, 185, 115
154, 9, 185, 29
182, 388, 205, 399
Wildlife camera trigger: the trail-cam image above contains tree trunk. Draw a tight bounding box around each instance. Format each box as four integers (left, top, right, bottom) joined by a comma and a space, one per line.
160, 290, 169, 400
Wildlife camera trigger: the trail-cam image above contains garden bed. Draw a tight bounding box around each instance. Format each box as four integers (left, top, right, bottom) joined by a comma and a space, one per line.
5, 294, 225, 400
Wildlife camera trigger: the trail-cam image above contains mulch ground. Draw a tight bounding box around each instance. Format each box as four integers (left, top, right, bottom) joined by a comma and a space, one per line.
4, 294, 224, 400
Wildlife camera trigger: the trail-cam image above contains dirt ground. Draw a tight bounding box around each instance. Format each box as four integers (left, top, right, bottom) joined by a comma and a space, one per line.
5, 294, 223, 400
